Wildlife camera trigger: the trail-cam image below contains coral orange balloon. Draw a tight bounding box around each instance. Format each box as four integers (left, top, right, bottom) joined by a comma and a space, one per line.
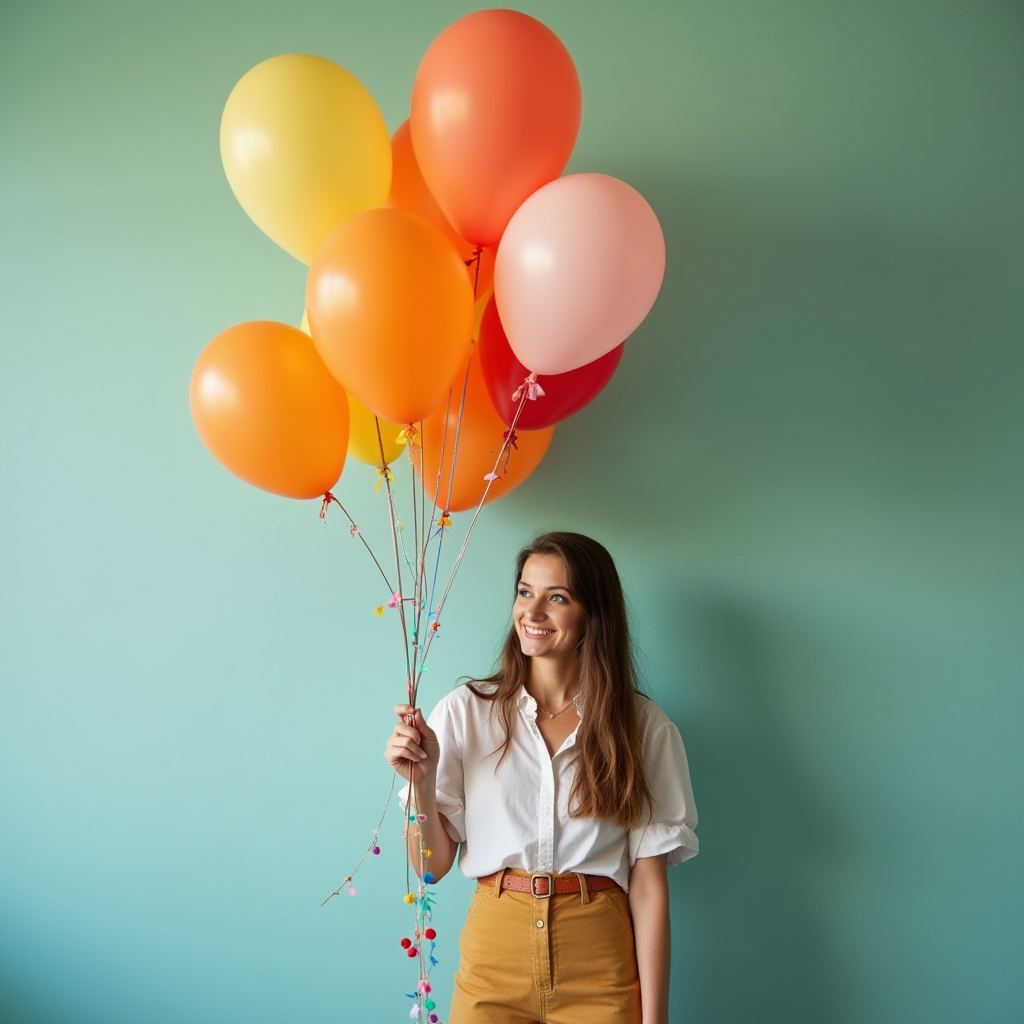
190, 321, 349, 499
415, 351, 554, 513
411, 10, 581, 246
306, 207, 474, 426
388, 119, 494, 295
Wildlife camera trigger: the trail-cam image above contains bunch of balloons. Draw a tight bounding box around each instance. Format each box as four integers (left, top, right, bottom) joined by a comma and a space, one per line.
190, 8, 665, 515
190, 13, 667, 1022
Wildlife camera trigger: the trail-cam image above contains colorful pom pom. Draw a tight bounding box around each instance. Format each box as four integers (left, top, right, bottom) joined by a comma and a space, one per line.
346, 886, 357, 897
400, 938, 412, 949
424, 928, 436, 940
425, 999, 436, 1010
429, 1014, 439, 1022
407, 947, 417, 958
404, 893, 416, 904
371, 846, 381, 855
416, 814, 427, 822
423, 872, 435, 885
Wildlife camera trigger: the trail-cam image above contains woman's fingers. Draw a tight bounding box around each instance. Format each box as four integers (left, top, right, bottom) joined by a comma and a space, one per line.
386, 706, 439, 778
387, 726, 426, 759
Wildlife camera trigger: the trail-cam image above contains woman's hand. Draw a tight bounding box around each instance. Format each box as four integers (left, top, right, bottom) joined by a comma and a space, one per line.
385, 704, 440, 782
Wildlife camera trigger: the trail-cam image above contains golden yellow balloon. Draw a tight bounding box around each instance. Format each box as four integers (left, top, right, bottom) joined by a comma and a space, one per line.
221, 53, 391, 264
347, 393, 405, 467
473, 288, 493, 342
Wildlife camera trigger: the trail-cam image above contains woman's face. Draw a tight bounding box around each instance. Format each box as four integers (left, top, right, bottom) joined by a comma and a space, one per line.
513, 553, 586, 662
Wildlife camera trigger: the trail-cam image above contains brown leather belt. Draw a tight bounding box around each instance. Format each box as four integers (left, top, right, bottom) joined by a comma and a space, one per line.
476, 870, 620, 897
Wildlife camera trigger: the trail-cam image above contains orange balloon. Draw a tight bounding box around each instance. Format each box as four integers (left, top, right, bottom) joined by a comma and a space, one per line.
388, 119, 495, 297
415, 350, 554, 512
190, 321, 349, 499
411, 10, 581, 246
306, 207, 474, 426
299, 307, 404, 466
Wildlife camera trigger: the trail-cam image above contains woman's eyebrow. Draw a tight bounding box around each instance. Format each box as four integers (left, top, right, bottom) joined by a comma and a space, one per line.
518, 579, 571, 592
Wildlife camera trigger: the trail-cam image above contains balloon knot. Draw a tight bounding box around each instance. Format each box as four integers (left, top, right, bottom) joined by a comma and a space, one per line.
512, 372, 545, 402
502, 430, 519, 451
395, 424, 420, 450
319, 491, 338, 520
374, 466, 395, 492
437, 511, 452, 528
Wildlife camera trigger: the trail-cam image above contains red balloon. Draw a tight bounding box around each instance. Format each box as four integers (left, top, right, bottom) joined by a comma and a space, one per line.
477, 295, 624, 430
410, 10, 581, 247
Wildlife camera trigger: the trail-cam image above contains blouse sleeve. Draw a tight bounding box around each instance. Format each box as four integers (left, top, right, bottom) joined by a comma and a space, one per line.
398, 694, 467, 845
628, 704, 699, 867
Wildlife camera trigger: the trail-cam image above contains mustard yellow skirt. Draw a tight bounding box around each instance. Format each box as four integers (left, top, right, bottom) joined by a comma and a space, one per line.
449, 870, 641, 1024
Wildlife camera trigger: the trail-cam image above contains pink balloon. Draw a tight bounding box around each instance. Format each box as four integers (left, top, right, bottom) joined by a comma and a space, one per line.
494, 173, 665, 375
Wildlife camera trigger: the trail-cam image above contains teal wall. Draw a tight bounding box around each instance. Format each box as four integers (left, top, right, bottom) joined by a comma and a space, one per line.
2, 3, 1021, 1022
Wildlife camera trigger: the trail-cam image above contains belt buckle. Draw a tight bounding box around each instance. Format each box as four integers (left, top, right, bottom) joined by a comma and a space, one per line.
530, 873, 554, 898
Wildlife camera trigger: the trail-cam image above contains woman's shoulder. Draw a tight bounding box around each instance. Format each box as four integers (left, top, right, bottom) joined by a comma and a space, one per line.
429, 679, 499, 716
632, 692, 677, 734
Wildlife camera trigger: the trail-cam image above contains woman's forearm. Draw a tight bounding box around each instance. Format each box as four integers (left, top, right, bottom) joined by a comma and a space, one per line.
406, 772, 458, 882
629, 854, 671, 1024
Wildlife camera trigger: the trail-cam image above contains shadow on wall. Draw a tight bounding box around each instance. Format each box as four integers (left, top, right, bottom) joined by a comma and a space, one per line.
663, 591, 843, 1024
532, 176, 1019, 561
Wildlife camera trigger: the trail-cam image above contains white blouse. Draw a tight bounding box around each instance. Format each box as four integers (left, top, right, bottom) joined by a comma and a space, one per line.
406, 683, 698, 892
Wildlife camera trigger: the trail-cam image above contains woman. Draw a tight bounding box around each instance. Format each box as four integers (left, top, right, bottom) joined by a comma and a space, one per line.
386, 532, 698, 1024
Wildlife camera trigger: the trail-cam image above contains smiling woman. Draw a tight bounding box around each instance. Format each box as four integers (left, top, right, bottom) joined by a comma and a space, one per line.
385, 533, 698, 1024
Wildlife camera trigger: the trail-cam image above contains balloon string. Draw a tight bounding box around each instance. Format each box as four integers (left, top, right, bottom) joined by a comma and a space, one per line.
416, 242, 485, 657
320, 768, 398, 906
409, 434, 421, 683
412, 424, 434, 700
471, 244, 483, 298
443, 355, 473, 518
439, 243, 484, 527
319, 491, 395, 595
374, 418, 414, 702
418, 384, 534, 668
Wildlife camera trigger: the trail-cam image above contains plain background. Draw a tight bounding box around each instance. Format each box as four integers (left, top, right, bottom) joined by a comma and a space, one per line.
1, 2, 1022, 1022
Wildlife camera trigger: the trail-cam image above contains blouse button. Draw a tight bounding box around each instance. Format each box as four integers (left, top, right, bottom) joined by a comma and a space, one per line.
536, 920, 544, 928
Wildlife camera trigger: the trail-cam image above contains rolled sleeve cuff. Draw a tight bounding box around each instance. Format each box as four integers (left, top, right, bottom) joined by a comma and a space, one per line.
437, 797, 466, 844
629, 821, 699, 866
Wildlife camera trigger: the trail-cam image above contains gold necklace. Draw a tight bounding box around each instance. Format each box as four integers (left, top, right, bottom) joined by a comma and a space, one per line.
534, 692, 580, 720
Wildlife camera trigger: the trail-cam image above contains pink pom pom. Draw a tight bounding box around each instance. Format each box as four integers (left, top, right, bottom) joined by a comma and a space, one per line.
346, 886, 357, 897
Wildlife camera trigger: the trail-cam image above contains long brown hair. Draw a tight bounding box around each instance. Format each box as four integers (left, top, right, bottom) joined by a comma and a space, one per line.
468, 532, 652, 828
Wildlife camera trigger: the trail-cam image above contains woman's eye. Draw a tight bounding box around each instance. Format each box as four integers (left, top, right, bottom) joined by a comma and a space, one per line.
517, 588, 530, 598
551, 594, 567, 604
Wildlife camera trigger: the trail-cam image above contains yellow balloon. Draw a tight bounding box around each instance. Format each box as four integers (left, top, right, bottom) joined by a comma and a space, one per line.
221, 54, 391, 264
347, 394, 405, 467
300, 309, 403, 467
